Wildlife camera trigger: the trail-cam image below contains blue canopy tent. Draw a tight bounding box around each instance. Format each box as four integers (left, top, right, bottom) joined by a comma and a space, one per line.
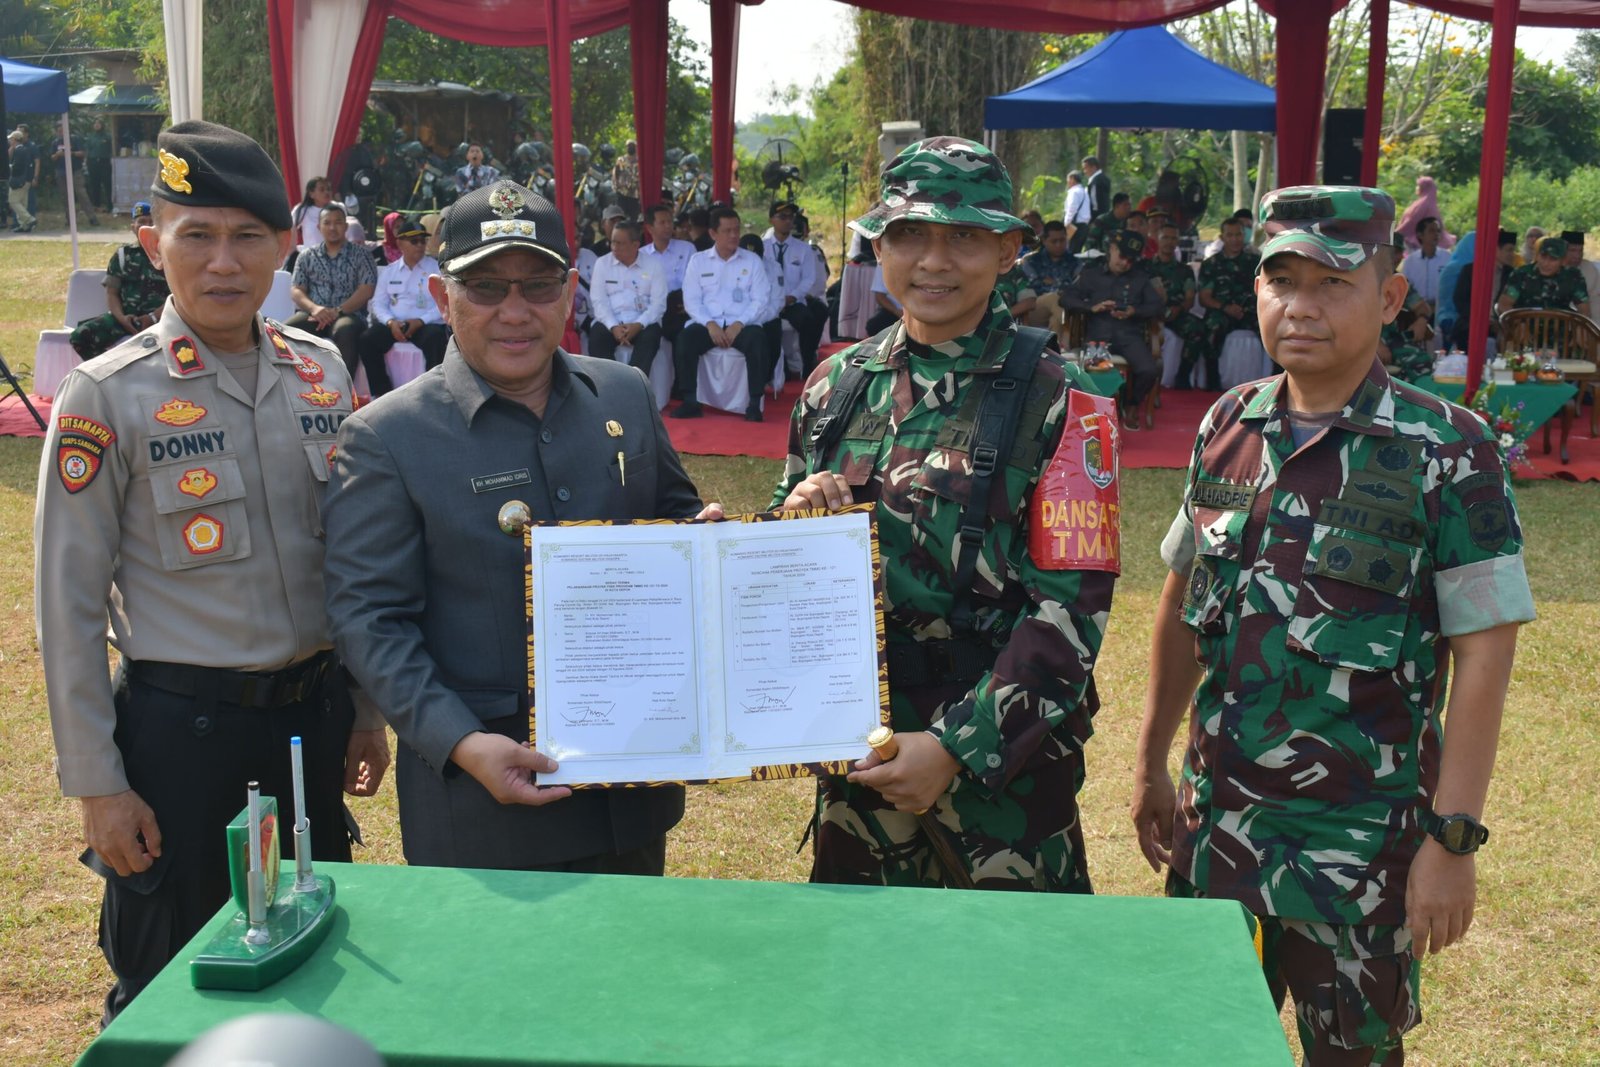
3, 56, 83, 266
984, 26, 1276, 132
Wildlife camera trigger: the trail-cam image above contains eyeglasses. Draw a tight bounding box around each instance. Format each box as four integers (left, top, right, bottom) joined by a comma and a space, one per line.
446, 274, 566, 306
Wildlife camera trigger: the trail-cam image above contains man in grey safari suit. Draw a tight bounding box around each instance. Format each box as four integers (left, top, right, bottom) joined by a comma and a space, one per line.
324, 180, 717, 873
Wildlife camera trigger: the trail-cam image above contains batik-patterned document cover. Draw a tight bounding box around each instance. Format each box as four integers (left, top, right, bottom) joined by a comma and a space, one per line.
525, 505, 888, 787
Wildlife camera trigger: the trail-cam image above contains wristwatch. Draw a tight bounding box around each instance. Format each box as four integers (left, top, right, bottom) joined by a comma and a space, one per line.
1419, 808, 1489, 855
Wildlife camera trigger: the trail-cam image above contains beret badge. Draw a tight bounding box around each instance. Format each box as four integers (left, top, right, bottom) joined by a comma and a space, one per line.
158, 148, 193, 194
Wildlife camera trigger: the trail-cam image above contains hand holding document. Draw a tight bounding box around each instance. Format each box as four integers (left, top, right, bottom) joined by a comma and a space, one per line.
526, 508, 887, 785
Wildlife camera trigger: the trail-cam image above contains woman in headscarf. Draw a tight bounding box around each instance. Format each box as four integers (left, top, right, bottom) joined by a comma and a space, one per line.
380, 211, 403, 263
1395, 176, 1456, 250
1520, 226, 1545, 267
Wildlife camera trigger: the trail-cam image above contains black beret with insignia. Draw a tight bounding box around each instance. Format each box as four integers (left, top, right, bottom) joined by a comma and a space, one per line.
152, 120, 292, 231
437, 180, 570, 273
1114, 229, 1145, 259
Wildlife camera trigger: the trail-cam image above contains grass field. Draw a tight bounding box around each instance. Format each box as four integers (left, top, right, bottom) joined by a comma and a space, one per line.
1, 240, 1596, 1064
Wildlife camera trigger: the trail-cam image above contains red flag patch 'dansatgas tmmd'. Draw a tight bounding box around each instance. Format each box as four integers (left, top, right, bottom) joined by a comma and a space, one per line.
1028, 388, 1121, 573
55, 415, 116, 494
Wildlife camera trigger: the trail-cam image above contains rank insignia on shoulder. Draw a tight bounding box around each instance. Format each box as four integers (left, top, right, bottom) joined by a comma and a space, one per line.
1028, 389, 1122, 574
182, 513, 224, 555
178, 467, 218, 499
292, 356, 324, 384
299, 383, 341, 407
154, 397, 208, 427
266, 326, 294, 359
170, 336, 205, 375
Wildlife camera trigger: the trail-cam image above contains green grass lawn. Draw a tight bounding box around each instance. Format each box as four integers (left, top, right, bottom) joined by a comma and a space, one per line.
2, 242, 1596, 1064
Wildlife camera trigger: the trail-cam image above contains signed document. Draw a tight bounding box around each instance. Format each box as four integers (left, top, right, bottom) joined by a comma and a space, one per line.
527, 509, 887, 785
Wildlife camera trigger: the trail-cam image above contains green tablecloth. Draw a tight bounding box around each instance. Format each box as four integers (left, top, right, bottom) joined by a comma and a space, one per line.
1082, 367, 1126, 397
79, 862, 1290, 1066
1413, 376, 1577, 444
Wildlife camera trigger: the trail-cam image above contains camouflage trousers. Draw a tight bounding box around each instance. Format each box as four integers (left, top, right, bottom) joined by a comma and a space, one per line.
1167, 312, 1212, 389
70, 313, 136, 360
1170, 873, 1420, 1066
1388, 343, 1434, 384
809, 747, 1093, 893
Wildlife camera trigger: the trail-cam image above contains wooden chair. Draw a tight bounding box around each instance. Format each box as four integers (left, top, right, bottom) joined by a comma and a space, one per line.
1499, 307, 1599, 463
1054, 308, 1159, 429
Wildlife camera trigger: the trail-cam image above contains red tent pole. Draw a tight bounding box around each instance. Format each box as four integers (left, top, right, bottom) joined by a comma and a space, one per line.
544, 0, 577, 257
266, 0, 300, 201
629, 0, 669, 214
710, 0, 741, 204
1273, 0, 1334, 187
1464, 0, 1521, 400
1360, 0, 1388, 187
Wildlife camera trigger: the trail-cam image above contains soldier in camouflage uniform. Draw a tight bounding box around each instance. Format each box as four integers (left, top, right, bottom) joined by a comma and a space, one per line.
1380, 238, 1435, 383
772, 137, 1116, 892
1195, 217, 1262, 390
993, 260, 1038, 321
1496, 235, 1591, 317
70, 202, 172, 359
1148, 221, 1210, 389
1133, 186, 1533, 1066
1081, 193, 1132, 255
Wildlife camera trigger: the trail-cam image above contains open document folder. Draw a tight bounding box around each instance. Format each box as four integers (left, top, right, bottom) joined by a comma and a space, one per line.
526, 507, 889, 786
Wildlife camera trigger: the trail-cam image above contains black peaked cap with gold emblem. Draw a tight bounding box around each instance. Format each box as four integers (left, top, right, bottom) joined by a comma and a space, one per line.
151, 120, 292, 231
437, 179, 570, 273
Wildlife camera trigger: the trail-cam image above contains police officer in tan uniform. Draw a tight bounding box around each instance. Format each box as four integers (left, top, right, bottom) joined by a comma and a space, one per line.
34, 121, 390, 1023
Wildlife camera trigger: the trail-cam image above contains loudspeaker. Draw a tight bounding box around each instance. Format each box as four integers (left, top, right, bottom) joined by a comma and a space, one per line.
1323, 108, 1365, 185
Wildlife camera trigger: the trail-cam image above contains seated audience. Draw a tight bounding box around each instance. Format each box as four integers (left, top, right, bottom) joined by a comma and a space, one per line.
1400, 216, 1450, 348
1083, 192, 1132, 254
1381, 236, 1436, 382
70, 201, 170, 359
588, 219, 668, 376
1062, 230, 1164, 430
1195, 216, 1260, 390
1560, 229, 1599, 301
356, 215, 448, 397
1147, 221, 1208, 388
285, 202, 377, 376
1020, 220, 1079, 329
1498, 236, 1590, 318
864, 262, 902, 336
641, 201, 696, 342
761, 200, 827, 374
1450, 228, 1517, 351
672, 206, 772, 421
291, 175, 332, 249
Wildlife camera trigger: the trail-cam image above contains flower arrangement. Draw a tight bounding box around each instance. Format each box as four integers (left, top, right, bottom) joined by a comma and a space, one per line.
1468, 383, 1530, 468
1505, 350, 1541, 377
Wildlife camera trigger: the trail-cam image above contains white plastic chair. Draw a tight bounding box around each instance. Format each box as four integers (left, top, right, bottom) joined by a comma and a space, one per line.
34, 269, 111, 397
261, 270, 295, 321
618, 339, 674, 411
1159, 326, 1184, 389
1218, 330, 1273, 390
698, 347, 762, 414
385, 342, 428, 389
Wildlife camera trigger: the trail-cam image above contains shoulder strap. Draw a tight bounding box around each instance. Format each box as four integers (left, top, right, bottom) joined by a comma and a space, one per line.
948, 325, 1052, 635
806, 324, 897, 471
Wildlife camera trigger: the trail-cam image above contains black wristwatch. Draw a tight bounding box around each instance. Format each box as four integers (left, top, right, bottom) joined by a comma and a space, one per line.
1419, 808, 1489, 855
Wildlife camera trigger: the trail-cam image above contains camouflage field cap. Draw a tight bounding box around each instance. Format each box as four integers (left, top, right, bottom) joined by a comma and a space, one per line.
1536, 235, 1568, 259
1256, 185, 1394, 272
850, 136, 1030, 240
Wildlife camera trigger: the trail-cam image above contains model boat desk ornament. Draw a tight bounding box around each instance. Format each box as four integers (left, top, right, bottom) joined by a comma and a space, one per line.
189, 736, 338, 990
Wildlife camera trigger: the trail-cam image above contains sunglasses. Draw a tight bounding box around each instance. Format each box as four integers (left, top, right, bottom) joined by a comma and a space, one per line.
446, 274, 566, 306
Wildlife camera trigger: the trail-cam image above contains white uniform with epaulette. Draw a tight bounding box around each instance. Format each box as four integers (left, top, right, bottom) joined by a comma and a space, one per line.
35, 301, 376, 797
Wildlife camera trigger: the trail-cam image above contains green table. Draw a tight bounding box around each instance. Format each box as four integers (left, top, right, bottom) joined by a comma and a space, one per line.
1082, 367, 1127, 397
1413, 375, 1577, 449
79, 863, 1290, 1066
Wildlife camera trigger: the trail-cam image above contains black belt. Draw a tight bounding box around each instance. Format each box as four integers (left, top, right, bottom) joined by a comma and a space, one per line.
885, 638, 994, 690
128, 650, 335, 709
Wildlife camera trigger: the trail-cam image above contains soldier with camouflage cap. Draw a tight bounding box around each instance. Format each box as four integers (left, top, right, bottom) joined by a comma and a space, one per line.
772, 136, 1118, 892
1133, 185, 1533, 1065
1496, 235, 1591, 318
36, 120, 390, 1022
1062, 229, 1165, 430
69, 201, 171, 360
1194, 215, 1262, 390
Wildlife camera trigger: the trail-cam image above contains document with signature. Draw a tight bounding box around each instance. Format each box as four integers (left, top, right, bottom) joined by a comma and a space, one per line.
527, 508, 888, 786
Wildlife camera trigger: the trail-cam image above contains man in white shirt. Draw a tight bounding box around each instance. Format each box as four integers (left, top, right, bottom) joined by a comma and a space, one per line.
641, 201, 696, 342
588, 219, 668, 375
1063, 170, 1091, 252
671, 206, 772, 422
761, 200, 827, 375
1401, 216, 1450, 351
357, 215, 448, 396
453, 144, 499, 195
